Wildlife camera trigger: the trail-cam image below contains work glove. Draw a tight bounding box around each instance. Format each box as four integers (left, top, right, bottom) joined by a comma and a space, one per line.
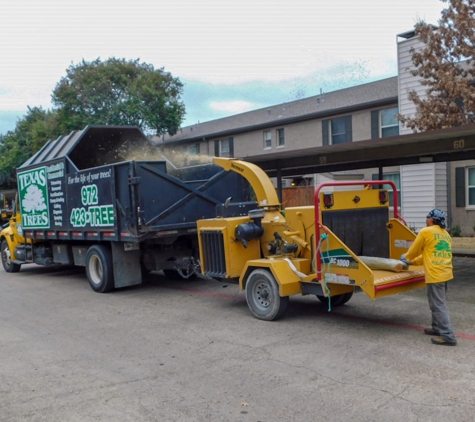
400, 254, 412, 266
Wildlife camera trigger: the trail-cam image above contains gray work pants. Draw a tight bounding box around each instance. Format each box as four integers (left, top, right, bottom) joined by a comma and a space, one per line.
427, 282, 456, 342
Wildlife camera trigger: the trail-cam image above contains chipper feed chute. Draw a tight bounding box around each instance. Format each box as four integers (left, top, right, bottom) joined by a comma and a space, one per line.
314, 180, 426, 299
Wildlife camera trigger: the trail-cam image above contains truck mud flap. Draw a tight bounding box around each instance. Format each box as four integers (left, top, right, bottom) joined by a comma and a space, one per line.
111, 242, 142, 288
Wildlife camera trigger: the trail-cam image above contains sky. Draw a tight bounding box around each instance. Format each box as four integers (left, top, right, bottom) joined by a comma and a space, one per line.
0, 0, 445, 135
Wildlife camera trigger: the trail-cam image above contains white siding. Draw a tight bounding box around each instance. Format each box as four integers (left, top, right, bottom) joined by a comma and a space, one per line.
397, 32, 448, 228
398, 35, 427, 133
401, 164, 435, 229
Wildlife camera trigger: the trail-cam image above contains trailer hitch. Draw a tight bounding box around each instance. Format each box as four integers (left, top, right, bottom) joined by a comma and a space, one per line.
176, 257, 213, 280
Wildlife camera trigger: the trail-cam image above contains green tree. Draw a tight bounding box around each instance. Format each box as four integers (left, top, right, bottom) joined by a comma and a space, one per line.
0, 107, 60, 187
52, 58, 185, 136
398, 0, 475, 131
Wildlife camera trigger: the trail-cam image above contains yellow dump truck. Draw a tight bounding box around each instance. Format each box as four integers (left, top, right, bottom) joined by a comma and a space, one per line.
197, 158, 425, 320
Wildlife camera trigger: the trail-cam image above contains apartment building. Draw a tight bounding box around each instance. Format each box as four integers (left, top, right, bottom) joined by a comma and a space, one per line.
155, 29, 475, 235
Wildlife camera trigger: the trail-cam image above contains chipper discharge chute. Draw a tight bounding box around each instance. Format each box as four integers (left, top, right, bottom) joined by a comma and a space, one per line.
196, 158, 426, 321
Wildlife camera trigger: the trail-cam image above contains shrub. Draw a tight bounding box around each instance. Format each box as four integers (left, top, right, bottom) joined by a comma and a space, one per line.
450, 224, 462, 237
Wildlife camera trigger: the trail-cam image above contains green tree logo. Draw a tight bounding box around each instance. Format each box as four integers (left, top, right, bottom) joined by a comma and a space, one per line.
435, 240, 451, 253
18, 167, 50, 229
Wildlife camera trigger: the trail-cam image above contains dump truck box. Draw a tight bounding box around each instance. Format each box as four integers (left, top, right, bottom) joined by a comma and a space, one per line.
16, 125, 248, 241
2, 126, 250, 291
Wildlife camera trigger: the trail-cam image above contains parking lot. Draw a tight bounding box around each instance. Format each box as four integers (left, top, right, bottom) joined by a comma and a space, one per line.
1, 257, 475, 422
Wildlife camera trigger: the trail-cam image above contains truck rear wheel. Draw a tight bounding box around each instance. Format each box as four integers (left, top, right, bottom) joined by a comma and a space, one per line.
317, 292, 353, 307
85, 245, 114, 293
1, 240, 21, 273
245, 269, 289, 321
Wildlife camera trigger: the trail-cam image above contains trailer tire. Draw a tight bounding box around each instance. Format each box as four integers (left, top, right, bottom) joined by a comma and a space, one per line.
317, 292, 353, 307
1, 240, 21, 273
85, 245, 114, 293
245, 269, 289, 321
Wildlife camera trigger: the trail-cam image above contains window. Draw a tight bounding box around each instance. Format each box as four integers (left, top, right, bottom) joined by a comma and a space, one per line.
455, 166, 475, 207
372, 173, 401, 207
214, 138, 234, 158
380, 108, 399, 137
277, 128, 285, 147
187, 144, 200, 155
331, 118, 347, 144
263, 131, 271, 149
322, 116, 352, 145
371, 107, 399, 139
468, 168, 475, 206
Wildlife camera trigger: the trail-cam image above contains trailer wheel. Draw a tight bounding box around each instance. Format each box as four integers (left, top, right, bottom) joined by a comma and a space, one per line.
245, 269, 289, 321
317, 292, 353, 307
1, 240, 21, 273
85, 245, 114, 293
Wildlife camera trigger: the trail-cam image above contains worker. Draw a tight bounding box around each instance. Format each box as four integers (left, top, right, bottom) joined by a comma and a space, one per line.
401, 209, 457, 346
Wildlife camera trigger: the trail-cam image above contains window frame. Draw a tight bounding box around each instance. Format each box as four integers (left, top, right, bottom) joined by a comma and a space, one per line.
380, 107, 399, 138
276, 128, 285, 147
467, 167, 475, 208
263, 130, 272, 149
187, 143, 200, 155
214, 137, 234, 158
330, 117, 347, 145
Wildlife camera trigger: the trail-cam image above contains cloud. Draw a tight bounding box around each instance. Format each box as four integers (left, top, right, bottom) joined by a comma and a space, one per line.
0, 0, 445, 133
209, 100, 259, 115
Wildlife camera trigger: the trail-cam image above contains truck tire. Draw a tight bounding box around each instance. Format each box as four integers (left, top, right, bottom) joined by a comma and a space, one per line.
1, 240, 21, 273
317, 292, 353, 307
245, 269, 289, 321
85, 245, 114, 293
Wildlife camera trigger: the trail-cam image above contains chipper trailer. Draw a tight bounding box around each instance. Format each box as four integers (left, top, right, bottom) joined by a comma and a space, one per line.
197, 158, 426, 320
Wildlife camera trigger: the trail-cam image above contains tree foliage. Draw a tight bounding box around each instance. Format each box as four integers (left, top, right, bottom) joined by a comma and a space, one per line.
0, 107, 60, 188
399, 0, 475, 131
51, 58, 185, 136
0, 58, 186, 187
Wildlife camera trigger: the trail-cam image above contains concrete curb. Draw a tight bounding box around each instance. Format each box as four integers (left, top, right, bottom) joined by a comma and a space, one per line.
452, 249, 475, 257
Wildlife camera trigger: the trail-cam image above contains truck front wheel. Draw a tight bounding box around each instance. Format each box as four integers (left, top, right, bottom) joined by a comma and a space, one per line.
245, 269, 289, 321
85, 245, 114, 293
1, 240, 21, 273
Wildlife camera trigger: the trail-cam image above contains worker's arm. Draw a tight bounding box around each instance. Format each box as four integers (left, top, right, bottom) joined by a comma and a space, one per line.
405, 230, 425, 265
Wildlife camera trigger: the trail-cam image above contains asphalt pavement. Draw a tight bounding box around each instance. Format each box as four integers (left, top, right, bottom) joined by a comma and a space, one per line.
0, 257, 474, 422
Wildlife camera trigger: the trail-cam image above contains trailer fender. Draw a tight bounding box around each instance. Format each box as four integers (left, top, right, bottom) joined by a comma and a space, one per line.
239, 259, 303, 297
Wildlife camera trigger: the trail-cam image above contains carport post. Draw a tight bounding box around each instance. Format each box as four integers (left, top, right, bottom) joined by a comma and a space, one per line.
276, 160, 282, 204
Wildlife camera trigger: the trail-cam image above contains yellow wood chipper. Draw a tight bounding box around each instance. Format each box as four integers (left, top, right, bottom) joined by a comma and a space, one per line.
197, 158, 425, 320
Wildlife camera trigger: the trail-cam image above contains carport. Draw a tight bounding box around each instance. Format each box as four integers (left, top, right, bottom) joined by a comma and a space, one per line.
242, 124, 475, 201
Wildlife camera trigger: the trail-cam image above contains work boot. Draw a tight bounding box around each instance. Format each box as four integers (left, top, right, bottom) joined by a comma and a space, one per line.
431, 336, 457, 346
424, 328, 440, 336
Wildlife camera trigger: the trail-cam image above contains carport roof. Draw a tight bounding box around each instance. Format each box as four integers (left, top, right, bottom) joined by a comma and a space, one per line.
245, 124, 475, 177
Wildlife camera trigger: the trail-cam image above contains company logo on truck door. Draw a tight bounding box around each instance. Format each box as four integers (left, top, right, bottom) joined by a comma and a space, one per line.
70, 184, 115, 227
18, 167, 50, 229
